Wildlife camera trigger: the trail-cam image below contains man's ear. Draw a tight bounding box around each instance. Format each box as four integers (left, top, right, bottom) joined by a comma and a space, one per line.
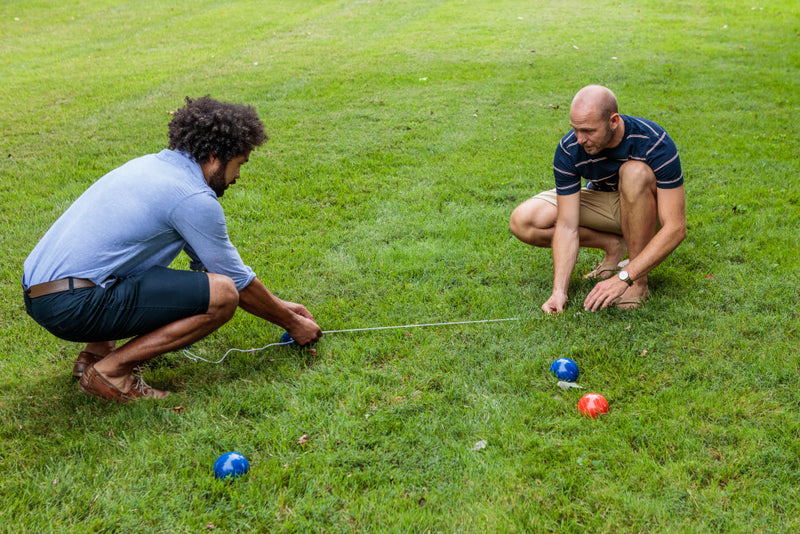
200, 154, 221, 181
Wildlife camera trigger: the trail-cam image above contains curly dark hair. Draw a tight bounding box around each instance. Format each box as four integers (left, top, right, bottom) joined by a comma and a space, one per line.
168, 96, 267, 164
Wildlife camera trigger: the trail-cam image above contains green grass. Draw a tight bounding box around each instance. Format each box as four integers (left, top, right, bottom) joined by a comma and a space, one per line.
2, 0, 799, 532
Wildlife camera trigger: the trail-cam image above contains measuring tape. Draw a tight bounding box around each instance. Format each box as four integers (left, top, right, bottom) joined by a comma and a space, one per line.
182, 317, 519, 364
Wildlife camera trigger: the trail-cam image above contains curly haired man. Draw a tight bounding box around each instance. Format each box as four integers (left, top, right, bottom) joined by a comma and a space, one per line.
22, 96, 322, 403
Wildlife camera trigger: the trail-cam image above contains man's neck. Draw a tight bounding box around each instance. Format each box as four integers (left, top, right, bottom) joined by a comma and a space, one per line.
608, 115, 626, 149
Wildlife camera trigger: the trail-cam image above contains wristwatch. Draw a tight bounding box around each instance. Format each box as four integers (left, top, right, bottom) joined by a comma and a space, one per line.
618, 270, 633, 286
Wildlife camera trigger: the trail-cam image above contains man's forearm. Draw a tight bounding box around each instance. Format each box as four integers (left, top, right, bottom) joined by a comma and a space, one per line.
238, 278, 300, 330
551, 225, 580, 294
625, 222, 686, 281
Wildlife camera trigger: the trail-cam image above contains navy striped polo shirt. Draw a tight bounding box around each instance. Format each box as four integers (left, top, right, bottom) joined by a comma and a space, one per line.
553, 114, 683, 195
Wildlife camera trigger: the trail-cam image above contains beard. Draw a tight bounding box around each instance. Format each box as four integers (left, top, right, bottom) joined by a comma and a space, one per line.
207, 164, 228, 198
581, 123, 617, 155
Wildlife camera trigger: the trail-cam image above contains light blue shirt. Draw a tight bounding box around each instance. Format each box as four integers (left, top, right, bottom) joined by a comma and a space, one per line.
23, 149, 256, 291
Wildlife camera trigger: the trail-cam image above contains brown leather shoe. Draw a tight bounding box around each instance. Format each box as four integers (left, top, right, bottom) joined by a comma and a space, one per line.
72, 351, 105, 379
79, 365, 171, 403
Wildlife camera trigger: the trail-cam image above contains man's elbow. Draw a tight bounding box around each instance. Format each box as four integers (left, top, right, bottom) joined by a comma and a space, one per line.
671, 222, 687, 246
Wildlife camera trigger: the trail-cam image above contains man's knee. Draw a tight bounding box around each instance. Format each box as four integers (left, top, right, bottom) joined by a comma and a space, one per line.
509, 204, 526, 236
207, 274, 239, 321
619, 161, 656, 200
510, 197, 556, 238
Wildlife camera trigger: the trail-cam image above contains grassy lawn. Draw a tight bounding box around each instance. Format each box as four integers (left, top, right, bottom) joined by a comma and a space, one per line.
1, 0, 799, 531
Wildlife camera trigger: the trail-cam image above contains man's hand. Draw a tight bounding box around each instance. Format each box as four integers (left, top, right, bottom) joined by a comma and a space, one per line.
542, 291, 568, 314
238, 278, 322, 345
285, 313, 323, 346
280, 299, 316, 321
583, 277, 628, 311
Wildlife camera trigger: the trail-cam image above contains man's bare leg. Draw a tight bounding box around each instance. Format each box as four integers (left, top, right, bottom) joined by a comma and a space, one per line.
617, 161, 658, 305
83, 341, 115, 356
91, 273, 240, 394
509, 197, 626, 275
71, 340, 116, 379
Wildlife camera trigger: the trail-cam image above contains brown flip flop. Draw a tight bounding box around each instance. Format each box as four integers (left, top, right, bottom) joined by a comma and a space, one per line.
583, 261, 619, 280
613, 290, 650, 310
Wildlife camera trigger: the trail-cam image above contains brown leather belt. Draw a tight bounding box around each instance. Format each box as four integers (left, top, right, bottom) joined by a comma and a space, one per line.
26, 278, 96, 298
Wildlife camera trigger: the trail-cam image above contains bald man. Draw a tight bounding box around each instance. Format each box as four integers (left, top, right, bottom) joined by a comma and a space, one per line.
510, 85, 686, 312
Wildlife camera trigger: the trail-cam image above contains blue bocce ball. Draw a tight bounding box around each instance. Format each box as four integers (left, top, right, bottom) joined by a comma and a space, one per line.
280, 331, 298, 346
213, 452, 250, 480
550, 358, 580, 382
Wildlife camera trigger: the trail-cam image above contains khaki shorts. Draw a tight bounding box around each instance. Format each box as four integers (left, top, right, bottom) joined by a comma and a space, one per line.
534, 188, 622, 235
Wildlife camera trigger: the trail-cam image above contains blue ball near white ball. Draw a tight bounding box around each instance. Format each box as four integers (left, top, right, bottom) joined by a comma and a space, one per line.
550, 358, 580, 382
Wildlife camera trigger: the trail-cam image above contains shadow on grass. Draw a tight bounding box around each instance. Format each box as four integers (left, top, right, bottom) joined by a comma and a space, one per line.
0, 346, 323, 439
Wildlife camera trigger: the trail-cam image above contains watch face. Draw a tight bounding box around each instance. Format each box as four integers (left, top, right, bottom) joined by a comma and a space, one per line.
619, 270, 629, 280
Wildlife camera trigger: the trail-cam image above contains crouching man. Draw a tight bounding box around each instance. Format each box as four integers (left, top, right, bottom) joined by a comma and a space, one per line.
22, 96, 322, 402
510, 85, 686, 312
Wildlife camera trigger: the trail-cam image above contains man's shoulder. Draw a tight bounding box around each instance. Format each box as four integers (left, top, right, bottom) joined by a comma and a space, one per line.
102, 150, 212, 207
146, 149, 198, 172
622, 115, 670, 138
110, 150, 183, 175
558, 128, 578, 146
117, 150, 203, 183
555, 130, 579, 159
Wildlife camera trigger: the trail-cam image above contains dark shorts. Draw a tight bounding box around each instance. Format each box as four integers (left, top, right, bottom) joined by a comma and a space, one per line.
23, 266, 210, 343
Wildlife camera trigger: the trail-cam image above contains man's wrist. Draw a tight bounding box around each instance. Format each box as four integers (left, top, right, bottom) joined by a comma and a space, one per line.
552, 288, 568, 300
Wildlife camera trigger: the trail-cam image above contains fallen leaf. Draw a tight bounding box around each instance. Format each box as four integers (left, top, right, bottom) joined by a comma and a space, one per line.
297, 434, 310, 444
173, 406, 185, 414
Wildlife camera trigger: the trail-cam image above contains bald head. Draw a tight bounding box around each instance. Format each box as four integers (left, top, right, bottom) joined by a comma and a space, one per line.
569, 85, 624, 155
571, 85, 618, 121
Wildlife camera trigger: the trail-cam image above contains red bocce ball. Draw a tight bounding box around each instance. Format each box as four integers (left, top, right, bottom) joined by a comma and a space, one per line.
578, 393, 609, 418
